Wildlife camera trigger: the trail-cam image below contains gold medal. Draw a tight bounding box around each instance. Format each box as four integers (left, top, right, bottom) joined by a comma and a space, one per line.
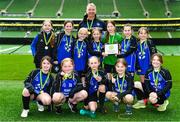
40, 90, 43, 94
78, 53, 81, 58
88, 31, 91, 35
45, 46, 48, 50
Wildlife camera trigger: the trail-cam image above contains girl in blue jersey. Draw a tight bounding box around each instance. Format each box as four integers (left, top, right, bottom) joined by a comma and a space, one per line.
136, 27, 157, 83
55, 21, 75, 64
80, 56, 108, 118
31, 20, 56, 68
87, 28, 106, 63
52, 58, 87, 113
118, 24, 137, 78
106, 58, 134, 115
21, 56, 54, 118
133, 53, 172, 112
73, 28, 88, 82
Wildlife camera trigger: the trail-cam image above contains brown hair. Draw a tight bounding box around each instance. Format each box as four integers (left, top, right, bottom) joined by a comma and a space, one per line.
64, 20, 74, 27
105, 20, 116, 43
61, 58, 74, 67
138, 27, 149, 35
92, 28, 101, 40
40, 56, 52, 69
115, 58, 127, 67
151, 53, 163, 64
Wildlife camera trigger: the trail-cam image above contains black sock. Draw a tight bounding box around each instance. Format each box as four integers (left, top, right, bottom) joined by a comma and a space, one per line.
107, 80, 112, 91
38, 100, 43, 105
134, 88, 145, 100
84, 98, 88, 106
22, 96, 30, 110
99, 92, 105, 108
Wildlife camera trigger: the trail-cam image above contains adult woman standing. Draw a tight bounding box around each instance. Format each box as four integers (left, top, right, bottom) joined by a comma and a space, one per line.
78, 3, 106, 37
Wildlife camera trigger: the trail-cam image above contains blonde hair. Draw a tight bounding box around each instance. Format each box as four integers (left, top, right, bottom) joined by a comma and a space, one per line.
61, 58, 74, 67
92, 28, 101, 40
138, 27, 151, 39
78, 27, 88, 35
86, 3, 96, 13
88, 56, 100, 64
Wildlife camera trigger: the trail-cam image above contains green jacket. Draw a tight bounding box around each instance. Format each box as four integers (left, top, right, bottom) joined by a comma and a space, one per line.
102, 32, 123, 65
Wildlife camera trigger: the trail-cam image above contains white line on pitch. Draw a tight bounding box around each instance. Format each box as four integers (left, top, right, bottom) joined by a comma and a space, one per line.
167, 32, 172, 38
0, 46, 19, 53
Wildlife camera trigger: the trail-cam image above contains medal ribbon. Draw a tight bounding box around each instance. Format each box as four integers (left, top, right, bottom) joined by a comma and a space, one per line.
109, 34, 115, 44
94, 42, 100, 51
43, 32, 53, 46
87, 19, 94, 30
76, 41, 84, 56
65, 35, 72, 47
92, 70, 99, 78
140, 41, 147, 55
152, 70, 160, 86
123, 39, 129, 52
116, 75, 125, 93
40, 70, 50, 91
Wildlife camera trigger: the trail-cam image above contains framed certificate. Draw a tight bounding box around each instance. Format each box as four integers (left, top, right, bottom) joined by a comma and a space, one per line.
105, 44, 119, 54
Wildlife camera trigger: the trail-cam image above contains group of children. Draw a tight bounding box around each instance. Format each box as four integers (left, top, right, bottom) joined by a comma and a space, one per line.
21, 19, 172, 118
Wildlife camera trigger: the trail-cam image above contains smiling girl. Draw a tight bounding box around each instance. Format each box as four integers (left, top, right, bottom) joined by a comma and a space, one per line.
21, 56, 54, 117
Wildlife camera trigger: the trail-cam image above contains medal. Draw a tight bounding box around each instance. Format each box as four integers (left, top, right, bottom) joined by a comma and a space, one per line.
76, 41, 84, 58
40, 90, 44, 94
88, 31, 91, 35
87, 19, 94, 32
45, 46, 48, 50
78, 53, 81, 58
65, 35, 72, 52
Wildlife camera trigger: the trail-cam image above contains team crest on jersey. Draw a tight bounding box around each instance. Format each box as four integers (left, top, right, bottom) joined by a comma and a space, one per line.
96, 22, 100, 26
138, 52, 146, 59
40, 39, 43, 42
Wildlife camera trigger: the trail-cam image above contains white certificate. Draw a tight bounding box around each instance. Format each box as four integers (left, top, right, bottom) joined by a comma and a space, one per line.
105, 44, 119, 54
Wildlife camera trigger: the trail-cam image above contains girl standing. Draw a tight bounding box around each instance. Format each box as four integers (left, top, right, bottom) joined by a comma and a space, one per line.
31, 20, 56, 68
102, 20, 123, 89
55, 21, 75, 64
118, 24, 137, 78
136, 27, 157, 83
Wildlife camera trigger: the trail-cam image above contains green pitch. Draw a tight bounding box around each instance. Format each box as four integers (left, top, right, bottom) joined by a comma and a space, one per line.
0, 54, 180, 121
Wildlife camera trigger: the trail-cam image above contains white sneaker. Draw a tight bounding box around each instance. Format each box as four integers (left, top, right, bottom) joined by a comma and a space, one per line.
21, 109, 29, 118
37, 102, 44, 112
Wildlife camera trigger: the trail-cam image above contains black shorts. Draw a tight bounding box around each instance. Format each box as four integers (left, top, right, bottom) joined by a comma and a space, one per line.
104, 64, 115, 73
77, 71, 86, 78
32, 92, 39, 100
86, 91, 98, 103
